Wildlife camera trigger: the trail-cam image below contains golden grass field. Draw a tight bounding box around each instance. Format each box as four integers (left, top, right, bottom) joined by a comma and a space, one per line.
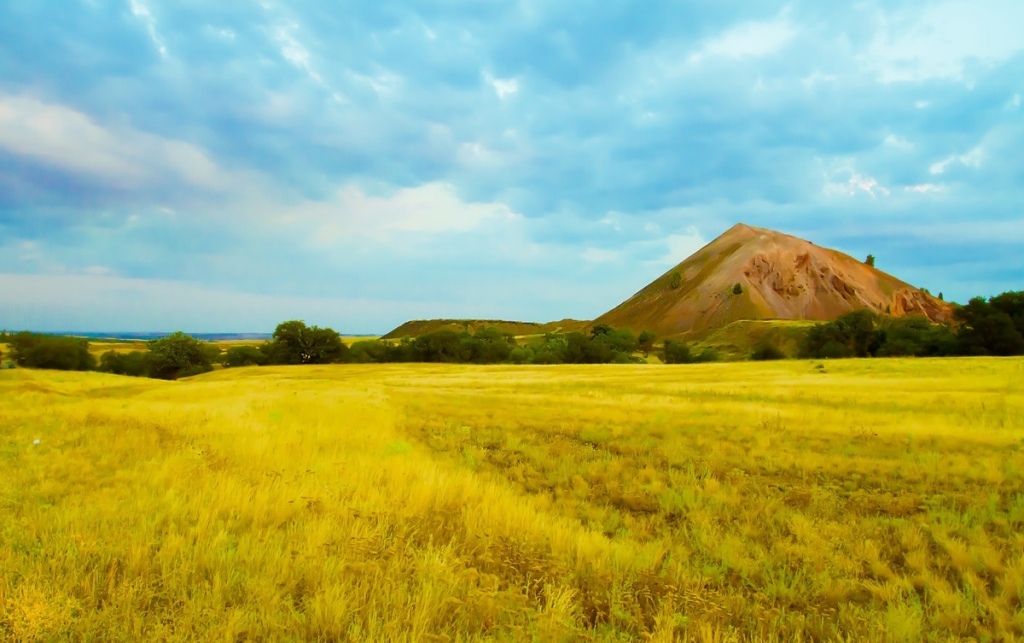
2, 358, 1023, 641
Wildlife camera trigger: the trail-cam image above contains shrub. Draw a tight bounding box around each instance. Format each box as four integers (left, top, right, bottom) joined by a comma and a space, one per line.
694, 347, 721, 363
662, 340, 693, 364
732, 283, 743, 295
147, 332, 214, 380
750, 341, 786, 361
7, 332, 95, 371
669, 271, 682, 289
269, 320, 348, 364
98, 350, 151, 377
223, 345, 268, 367
637, 331, 656, 356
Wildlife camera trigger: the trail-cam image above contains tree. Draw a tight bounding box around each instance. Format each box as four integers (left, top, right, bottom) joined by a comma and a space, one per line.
732, 283, 743, 295
750, 341, 786, 361
147, 332, 213, 380
669, 271, 682, 289
989, 291, 1024, 338
412, 329, 466, 362
223, 345, 268, 367
954, 297, 1024, 356
638, 331, 656, 356
8, 332, 95, 371
590, 324, 613, 338
865, 254, 876, 267
98, 350, 151, 377
270, 320, 348, 364
662, 340, 693, 364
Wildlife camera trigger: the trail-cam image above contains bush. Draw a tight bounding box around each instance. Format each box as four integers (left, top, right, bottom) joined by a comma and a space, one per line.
638, 331, 656, 355
348, 340, 392, 363
732, 283, 743, 295
8, 332, 95, 371
223, 345, 268, 367
750, 341, 786, 361
662, 340, 693, 364
269, 320, 349, 364
98, 350, 151, 377
669, 272, 682, 289
147, 332, 214, 380
693, 347, 720, 363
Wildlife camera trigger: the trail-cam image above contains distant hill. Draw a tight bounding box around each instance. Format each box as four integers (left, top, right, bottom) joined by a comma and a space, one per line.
381, 318, 589, 340
594, 223, 952, 339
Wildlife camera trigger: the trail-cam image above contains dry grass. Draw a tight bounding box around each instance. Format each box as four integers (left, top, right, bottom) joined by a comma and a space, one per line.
2, 358, 1023, 641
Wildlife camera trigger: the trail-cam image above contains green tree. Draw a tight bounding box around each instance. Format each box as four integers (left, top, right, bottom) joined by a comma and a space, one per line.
270, 320, 348, 364
865, 254, 875, 267
223, 345, 268, 367
669, 271, 682, 289
638, 331, 657, 356
147, 332, 213, 380
590, 324, 613, 338
954, 297, 1024, 356
662, 340, 693, 364
8, 332, 95, 371
750, 341, 785, 361
732, 283, 743, 295
98, 350, 151, 377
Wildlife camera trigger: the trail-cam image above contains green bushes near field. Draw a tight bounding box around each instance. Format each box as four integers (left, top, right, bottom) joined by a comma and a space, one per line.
800, 292, 1024, 359
4, 332, 95, 371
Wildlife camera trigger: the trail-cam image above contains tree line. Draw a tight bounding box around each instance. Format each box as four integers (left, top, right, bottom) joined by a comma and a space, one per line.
3, 290, 1021, 376
0, 321, 664, 378
791, 291, 1024, 360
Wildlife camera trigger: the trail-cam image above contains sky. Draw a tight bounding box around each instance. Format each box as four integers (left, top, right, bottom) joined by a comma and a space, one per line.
1, 0, 1022, 333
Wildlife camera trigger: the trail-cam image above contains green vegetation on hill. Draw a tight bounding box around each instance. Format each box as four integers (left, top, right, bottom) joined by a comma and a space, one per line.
381, 318, 588, 340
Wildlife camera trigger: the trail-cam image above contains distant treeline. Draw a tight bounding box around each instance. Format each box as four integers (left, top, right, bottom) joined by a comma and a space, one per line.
756, 291, 1024, 360
2, 291, 1021, 376
0, 322, 664, 379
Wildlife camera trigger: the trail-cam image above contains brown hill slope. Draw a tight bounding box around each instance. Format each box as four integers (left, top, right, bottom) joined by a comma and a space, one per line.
595, 223, 952, 339
382, 318, 588, 340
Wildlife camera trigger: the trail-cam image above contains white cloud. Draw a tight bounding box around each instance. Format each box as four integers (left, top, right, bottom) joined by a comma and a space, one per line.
688, 17, 797, 64
863, 0, 1024, 82
283, 182, 522, 243
653, 228, 706, 266
822, 165, 890, 198
270, 20, 346, 102
0, 95, 225, 191
582, 248, 621, 263
0, 272, 422, 333
483, 72, 518, 99
929, 146, 983, 174
904, 183, 948, 194
206, 26, 236, 41
128, 0, 168, 58
801, 72, 838, 89
883, 134, 913, 151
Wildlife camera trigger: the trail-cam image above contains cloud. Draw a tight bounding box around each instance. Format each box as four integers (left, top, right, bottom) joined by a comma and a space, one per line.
862, 0, 1024, 82
930, 147, 984, 174
128, 0, 168, 58
2, 1, 1023, 328
821, 164, 891, 199
0, 94, 225, 192
484, 72, 519, 99
688, 16, 797, 64
283, 182, 522, 244
582, 248, 621, 263
650, 228, 707, 266
905, 183, 948, 194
